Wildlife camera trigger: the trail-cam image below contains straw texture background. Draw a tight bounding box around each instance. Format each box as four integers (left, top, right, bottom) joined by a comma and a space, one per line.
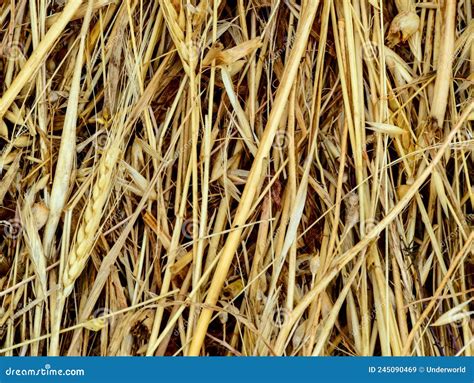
0, 0, 473, 356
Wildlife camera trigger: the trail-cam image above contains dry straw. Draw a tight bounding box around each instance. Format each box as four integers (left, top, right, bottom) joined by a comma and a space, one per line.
0, 0, 473, 357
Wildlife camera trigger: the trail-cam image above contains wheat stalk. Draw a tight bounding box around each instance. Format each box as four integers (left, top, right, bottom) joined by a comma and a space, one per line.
160, 0, 195, 75
48, 143, 120, 355
62, 145, 121, 297
43, 0, 94, 258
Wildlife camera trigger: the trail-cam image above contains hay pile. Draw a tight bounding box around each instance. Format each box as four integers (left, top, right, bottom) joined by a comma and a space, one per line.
0, 0, 473, 356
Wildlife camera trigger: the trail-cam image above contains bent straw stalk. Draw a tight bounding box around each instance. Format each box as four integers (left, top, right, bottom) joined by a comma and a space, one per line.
0, 0, 84, 118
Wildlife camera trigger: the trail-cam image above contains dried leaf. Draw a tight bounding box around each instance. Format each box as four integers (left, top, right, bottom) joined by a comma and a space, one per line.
203, 39, 262, 66
387, 11, 420, 47
431, 299, 474, 326
366, 122, 406, 136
